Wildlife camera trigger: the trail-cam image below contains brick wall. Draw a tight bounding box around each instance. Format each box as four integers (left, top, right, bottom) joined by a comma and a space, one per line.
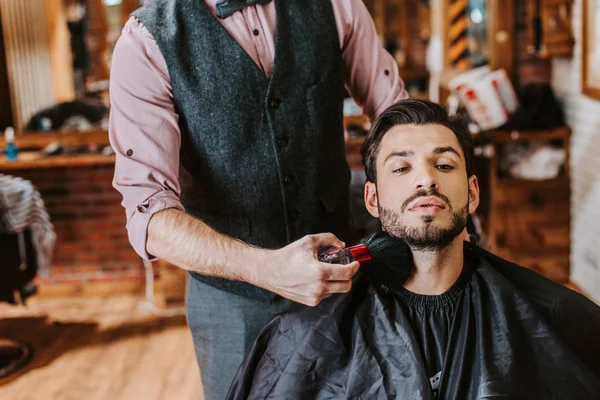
1, 164, 144, 285
552, 0, 600, 302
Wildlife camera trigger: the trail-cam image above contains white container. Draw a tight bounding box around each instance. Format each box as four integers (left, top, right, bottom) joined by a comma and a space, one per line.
488, 69, 519, 114
457, 79, 508, 130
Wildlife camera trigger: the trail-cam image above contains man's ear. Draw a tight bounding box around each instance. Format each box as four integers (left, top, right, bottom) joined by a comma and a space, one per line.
468, 175, 480, 214
365, 181, 380, 218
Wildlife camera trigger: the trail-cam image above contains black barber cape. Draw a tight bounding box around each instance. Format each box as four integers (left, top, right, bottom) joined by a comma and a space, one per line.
227, 243, 600, 399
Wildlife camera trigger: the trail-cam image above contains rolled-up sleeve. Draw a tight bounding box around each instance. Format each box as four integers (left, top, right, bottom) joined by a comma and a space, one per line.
333, 0, 409, 120
109, 18, 184, 260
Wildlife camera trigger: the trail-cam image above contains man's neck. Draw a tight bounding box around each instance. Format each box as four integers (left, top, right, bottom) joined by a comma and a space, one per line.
402, 238, 464, 295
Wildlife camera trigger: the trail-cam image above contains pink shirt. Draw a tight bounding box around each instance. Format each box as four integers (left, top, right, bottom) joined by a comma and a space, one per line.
109, 0, 408, 260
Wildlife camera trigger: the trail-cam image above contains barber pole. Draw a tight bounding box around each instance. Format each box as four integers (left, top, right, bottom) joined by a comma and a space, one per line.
448, 0, 470, 68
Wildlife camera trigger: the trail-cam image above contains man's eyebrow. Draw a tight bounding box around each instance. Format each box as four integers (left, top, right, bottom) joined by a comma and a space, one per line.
384, 151, 415, 164
433, 146, 461, 159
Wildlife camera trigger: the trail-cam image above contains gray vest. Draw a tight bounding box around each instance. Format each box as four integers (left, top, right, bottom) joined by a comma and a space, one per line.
134, 0, 353, 301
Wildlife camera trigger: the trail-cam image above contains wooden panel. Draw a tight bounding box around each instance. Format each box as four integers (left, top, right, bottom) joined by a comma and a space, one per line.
493, 172, 571, 282
495, 207, 570, 248
489, 0, 516, 78
473, 126, 571, 145
497, 247, 570, 282
0, 5, 13, 130
121, 0, 141, 22
0, 0, 55, 130
46, 0, 76, 102
494, 177, 571, 207
85, 0, 110, 84
0, 129, 110, 150
0, 153, 115, 170
0, 295, 203, 399
539, 0, 575, 58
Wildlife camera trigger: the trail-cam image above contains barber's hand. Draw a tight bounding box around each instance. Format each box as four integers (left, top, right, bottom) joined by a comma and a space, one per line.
252, 233, 360, 307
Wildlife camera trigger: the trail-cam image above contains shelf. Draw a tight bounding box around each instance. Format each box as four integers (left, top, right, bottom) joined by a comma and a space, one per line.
343, 114, 369, 129
0, 153, 116, 170
473, 126, 571, 145
496, 175, 569, 188
398, 66, 430, 80
343, 125, 570, 145
496, 172, 569, 187
0, 129, 110, 151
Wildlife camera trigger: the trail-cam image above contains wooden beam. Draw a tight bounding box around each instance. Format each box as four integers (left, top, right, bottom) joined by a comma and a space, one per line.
0, 153, 115, 171
0, 129, 110, 150
488, 0, 516, 79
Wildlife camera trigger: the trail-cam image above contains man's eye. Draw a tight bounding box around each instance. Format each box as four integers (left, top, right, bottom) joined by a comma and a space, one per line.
436, 164, 454, 171
393, 167, 410, 173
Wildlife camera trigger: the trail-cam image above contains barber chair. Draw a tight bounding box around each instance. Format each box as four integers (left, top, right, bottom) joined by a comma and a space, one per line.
0, 228, 38, 378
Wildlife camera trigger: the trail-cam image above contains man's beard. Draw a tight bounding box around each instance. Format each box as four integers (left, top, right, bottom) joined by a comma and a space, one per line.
378, 190, 469, 251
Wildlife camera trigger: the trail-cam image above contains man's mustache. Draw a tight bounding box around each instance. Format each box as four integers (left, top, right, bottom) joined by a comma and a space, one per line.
401, 189, 452, 213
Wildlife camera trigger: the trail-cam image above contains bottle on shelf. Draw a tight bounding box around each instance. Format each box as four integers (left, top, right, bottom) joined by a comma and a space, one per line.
4, 127, 19, 161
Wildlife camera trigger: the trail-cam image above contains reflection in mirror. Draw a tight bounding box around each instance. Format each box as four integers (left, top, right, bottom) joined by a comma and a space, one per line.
447, 0, 488, 69
467, 0, 488, 68
21, 0, 145, 133
65, 0, 90, 97
63, 0, 142, 98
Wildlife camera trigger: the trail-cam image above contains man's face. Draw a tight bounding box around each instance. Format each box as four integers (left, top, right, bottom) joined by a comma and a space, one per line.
364, 124, 479, 250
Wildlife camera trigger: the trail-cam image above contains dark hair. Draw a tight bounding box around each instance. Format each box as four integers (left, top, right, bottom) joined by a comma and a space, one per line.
360, 99, 474, 183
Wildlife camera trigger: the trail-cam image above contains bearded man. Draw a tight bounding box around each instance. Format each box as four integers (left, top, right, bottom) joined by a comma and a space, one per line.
226, 99, 600, 400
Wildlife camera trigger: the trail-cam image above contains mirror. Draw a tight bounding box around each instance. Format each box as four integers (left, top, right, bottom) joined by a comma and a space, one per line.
361, 0, 431, 99
446, 0, 488, 69
583, 0, 600, 100
466, 0, 488, 67
63, 0, 143, 98
11, 0, 143, 133
442, 0, 516, 75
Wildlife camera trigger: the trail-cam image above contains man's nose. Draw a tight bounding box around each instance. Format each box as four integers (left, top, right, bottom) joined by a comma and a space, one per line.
415, 169, 439, 191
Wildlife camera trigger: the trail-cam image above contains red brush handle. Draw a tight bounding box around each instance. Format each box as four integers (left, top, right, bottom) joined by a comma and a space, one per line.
348, 244, 372, 263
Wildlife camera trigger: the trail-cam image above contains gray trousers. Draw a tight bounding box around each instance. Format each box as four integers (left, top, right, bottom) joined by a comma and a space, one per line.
185, 272, 291, 400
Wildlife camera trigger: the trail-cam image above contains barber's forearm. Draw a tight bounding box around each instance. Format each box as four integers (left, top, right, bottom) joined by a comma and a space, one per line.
146, 208, 269, 283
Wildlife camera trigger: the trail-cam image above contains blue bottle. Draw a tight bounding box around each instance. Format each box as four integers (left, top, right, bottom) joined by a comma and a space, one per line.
4, 127, 19, 161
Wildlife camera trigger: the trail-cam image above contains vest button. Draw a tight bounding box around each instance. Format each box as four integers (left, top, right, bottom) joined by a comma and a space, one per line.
283, 174, 293, 184
278, 137, 288, 146
270, 99, 281, 109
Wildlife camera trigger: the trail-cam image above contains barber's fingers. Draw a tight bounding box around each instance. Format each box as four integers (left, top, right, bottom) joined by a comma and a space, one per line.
302, 232, 345, 252
324, 280, 353, 294
318, 261, 360, 281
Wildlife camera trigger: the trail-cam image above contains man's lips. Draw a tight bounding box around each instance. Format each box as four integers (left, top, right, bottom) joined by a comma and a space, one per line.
408, 196, 447, 211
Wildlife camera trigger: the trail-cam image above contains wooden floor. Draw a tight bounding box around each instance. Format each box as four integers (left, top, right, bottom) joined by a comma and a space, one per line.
0, 283, 592, 400
0, 295, 204, 400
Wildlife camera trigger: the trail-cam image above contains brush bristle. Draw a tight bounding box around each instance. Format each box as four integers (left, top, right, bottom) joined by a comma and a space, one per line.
361, 232, 413, 293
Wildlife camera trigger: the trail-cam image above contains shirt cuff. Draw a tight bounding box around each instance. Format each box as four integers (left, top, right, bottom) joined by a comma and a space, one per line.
126, 195, 185, 261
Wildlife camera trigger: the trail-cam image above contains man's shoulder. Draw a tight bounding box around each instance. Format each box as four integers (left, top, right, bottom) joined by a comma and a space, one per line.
465, 242, 599, 314
133, 0, 184, 24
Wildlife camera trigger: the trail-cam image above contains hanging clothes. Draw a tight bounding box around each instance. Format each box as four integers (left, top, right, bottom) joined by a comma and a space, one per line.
0, 174, 55, 278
